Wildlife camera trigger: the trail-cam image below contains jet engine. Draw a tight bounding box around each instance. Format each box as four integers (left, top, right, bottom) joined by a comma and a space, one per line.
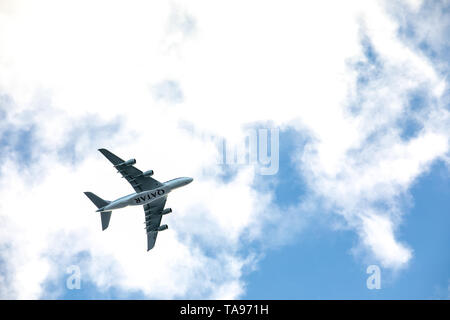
117, 158, 136, 166
161, 208, 172, 215
157, 224, 168, 231
143, 170, 154, 177
146, 224, 168, 233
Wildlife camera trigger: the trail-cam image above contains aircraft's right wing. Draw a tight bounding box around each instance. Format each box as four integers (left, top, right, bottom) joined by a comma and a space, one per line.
143, 197, 167, 251
98, 148, 163, 192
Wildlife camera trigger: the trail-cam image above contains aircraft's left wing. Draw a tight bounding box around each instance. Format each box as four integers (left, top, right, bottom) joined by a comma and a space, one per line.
98, 148, 163, 192
144, 197, 167, 251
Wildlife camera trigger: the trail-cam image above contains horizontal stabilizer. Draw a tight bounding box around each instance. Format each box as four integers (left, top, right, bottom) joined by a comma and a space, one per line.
101, 211, 112, 231
84, 192, 110, 209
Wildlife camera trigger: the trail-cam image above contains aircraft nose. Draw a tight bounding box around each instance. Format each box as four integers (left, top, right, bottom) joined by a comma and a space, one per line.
187, 177, 194, 184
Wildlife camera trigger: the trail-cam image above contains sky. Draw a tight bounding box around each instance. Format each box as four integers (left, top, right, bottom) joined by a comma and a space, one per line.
0, 0, 449, 299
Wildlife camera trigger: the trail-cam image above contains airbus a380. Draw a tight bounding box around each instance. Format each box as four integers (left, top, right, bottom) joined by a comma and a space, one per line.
84, 148, 193, 251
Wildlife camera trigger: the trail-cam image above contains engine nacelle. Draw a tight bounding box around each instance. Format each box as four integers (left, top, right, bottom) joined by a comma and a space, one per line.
157, 224, 168, 232
161, 208, 172, 215
143, 170, 154, 177
118, 158, 136, 166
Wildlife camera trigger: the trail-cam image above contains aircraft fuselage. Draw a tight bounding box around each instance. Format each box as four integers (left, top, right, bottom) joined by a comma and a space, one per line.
97, 177, 193, 212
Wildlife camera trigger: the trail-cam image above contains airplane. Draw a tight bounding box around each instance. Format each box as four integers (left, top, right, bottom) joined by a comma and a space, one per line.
84, 148, 193, 251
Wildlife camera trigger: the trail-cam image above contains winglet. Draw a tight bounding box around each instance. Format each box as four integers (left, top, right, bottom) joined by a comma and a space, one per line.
98, 148, 125, 166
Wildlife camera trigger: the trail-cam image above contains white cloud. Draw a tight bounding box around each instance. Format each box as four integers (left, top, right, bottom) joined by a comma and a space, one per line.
402, 0, 423, 12
360, 212, 412, 269
0, 0, 449, 298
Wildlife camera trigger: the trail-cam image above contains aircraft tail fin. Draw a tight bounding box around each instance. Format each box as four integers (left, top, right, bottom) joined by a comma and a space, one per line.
84, 191, 110, 209
84, 192, 112, 231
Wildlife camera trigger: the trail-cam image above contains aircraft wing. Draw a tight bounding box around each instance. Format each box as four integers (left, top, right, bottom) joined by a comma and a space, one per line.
144, 197, 167, 251
98, 148, 163, 192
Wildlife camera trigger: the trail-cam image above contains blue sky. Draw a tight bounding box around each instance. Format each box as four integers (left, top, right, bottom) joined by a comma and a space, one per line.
245, 143, 450, 300
0, 1, 449, 299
